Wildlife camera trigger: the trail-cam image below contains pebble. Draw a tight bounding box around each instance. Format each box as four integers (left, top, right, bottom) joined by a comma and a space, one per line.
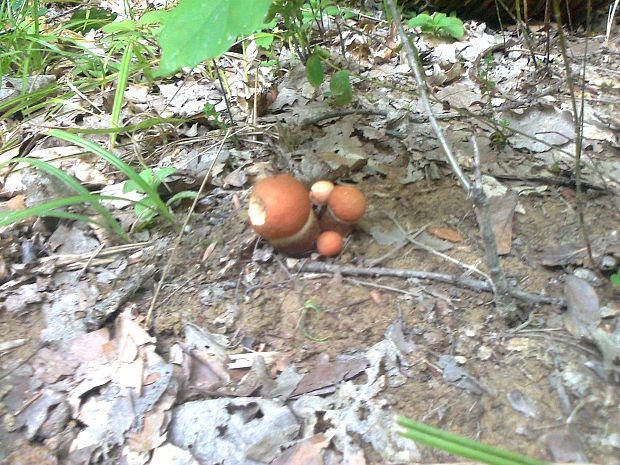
573, 267, 603, 287
477, 345, 492, 361
601, 303, 619, 319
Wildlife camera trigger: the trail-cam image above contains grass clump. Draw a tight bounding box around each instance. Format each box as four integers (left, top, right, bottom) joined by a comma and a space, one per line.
397, 415, 550, 465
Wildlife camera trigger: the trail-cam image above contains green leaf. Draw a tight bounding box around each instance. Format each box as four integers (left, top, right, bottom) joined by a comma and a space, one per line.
158, 0, 272, 76
110, 42, 132, 146
166, 190, 198, 207
68, 8, 117, 33
253, 32, 274, 49
140, 169, 154, 184
440, 16, 464, 39
1, 158, 128, 240
153, 167, 176, 183
611, 270, 620, 290
135, 197, 158, 222
101, 19, 136, 33
123, 179, 140, 193
0, 195, 108, 231
330, 70, 352, 106
48, 130, 178, 230
138, 10, 165, 26
397, 416, 550, 465
433, 12, 447, 25
408, 13, 432, 29
314, 46, 330, 60
302, 300, 329, 342
305, 53, 324, 88
1, 208, 108, 230
123, 167, 174, 194
323, 6, 340, 15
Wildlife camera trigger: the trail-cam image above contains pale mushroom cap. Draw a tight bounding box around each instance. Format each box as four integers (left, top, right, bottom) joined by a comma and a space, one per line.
309, 180, 334, 206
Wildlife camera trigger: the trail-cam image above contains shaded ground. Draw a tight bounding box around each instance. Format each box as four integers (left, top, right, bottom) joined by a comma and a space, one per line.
153, 174, 620, 462
1, 4, 620, 464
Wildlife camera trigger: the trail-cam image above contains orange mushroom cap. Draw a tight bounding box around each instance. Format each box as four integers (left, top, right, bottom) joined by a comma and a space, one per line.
309, 180, 334, 206
248, 175, 311, 240
316, 230, 343, 257
327, 186, 366, 223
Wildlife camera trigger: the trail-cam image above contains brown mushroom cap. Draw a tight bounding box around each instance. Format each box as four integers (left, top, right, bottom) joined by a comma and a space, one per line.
327, 186, 366, 223
248, 175, 311, 240
316, 230, 343, 257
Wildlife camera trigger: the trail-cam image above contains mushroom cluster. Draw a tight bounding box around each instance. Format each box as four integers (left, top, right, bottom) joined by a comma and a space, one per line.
248, 175, 365, 257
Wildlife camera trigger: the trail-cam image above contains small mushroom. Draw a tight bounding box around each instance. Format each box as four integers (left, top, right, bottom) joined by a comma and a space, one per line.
309, 180, 334, 206
316, 230, 343, 257
248, 175, 319, 255
319, 185, 366, 236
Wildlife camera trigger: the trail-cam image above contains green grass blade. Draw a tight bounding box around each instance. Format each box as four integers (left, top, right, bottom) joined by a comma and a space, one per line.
110, 42, 132, 151
397, 428, 524, 465
48, 129, 179, 230
397, 416, 549, 465
0, 194, 155, 230
4, 157, 129, 240
165, 190, 198, 206
60, 116, 192, 135
0, 82, 59, 118
0, 195, 104, 227
11, 210, 109, 229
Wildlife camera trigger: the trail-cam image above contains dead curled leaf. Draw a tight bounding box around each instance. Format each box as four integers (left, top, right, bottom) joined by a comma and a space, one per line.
272, 434, 329, 465
6, 194, 26, 210
426, 226, 463, 243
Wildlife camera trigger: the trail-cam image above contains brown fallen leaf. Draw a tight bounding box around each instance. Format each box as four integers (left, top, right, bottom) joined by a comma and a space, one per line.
201, 242, 216, 262
272, 434, 329, 465
369, 290, 382, 304
291, 356, 367, 397
6, 194, 26, 210
144, 371, 161, 385
475, 190, 518, 255
426, 227, 463, 243
31, 347, 80, 384
564, 276, 600, 339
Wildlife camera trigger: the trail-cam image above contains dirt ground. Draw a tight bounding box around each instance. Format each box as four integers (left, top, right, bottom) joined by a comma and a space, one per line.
2, 4, 620, 464
139, 171, 618, 462
2, 152, 620, 464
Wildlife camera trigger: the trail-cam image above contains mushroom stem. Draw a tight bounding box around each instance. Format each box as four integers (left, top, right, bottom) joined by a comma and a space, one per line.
319, 207, 356, 236
319, 185, 366, 236
271, 209, 319, 256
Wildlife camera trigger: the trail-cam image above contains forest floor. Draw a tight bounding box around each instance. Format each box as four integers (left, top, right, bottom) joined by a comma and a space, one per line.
1, 2, 620, 464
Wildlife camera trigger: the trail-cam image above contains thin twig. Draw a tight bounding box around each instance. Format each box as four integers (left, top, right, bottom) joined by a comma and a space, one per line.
387, 213, 491, 283
145, 129, 232, 327
295, 262, 565, 308
300, 108, 388, 127
334, 16, 348, 64
76, 242, 105, 280
213, 60, 235, 125
37, 241, 152, 267
508, 0, 539, 72
343, 277, 421, 298
605, 0, 620, 43
384, 0, 470, 192
552, 0, 595, 269
66, 80, 103, 114
469, 136, 517, 318
384, 1, 521, 319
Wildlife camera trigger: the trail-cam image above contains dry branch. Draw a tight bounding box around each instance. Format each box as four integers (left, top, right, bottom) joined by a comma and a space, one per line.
295, 262, 566, 308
